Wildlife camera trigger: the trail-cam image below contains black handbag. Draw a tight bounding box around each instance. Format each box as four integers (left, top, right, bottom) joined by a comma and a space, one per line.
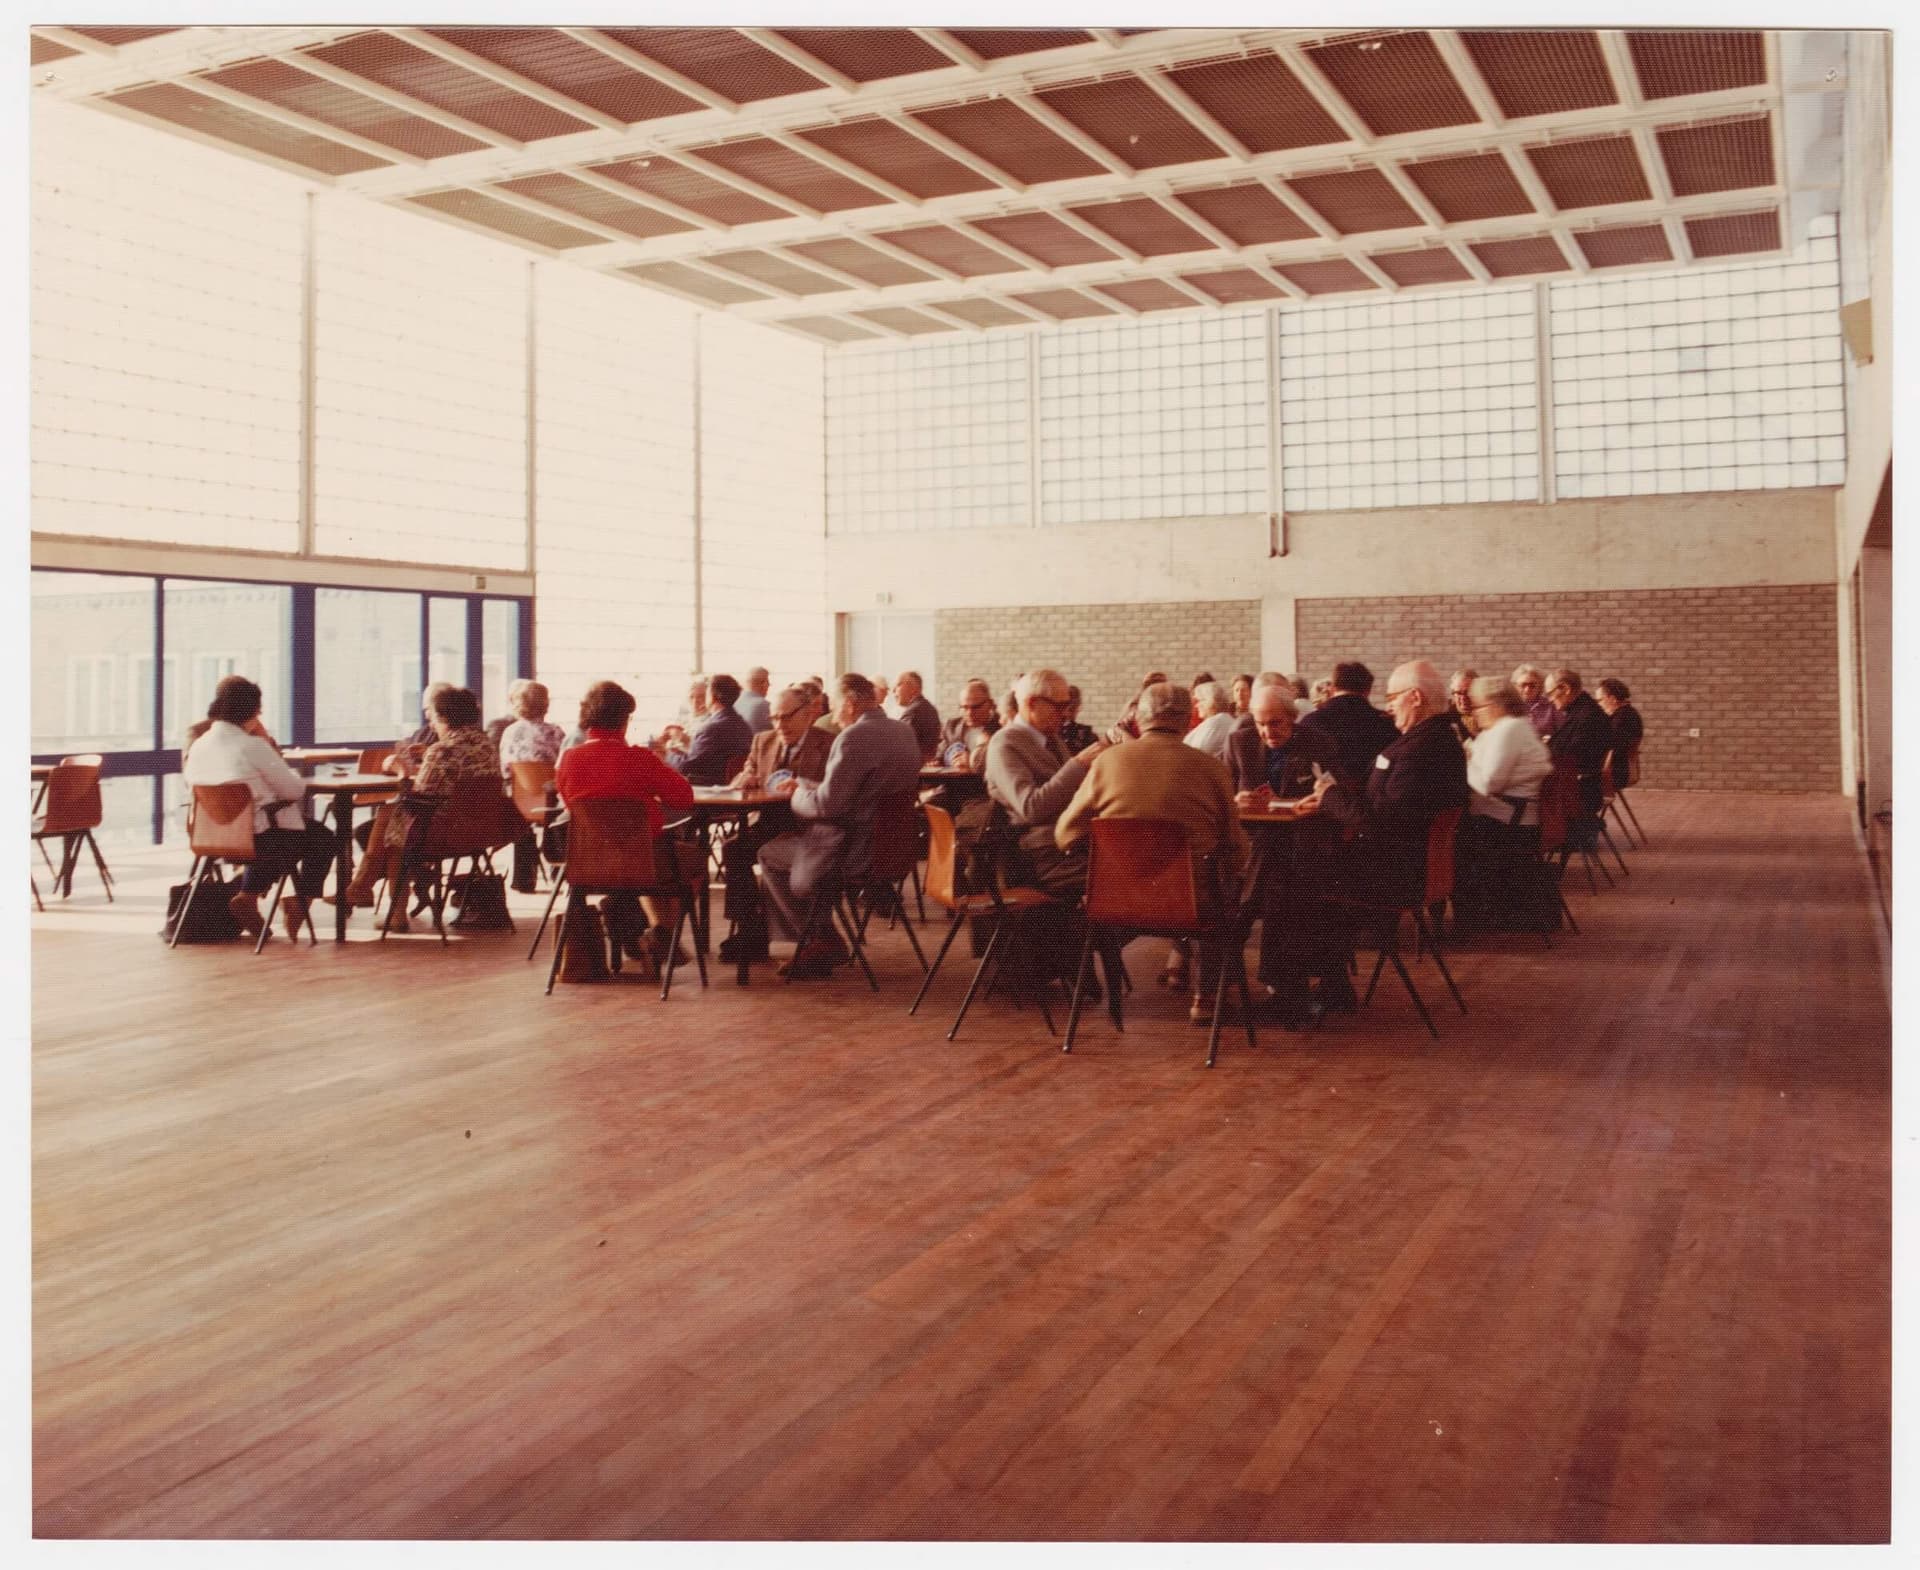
159, 868, 242, 943
449, 870, 513, 931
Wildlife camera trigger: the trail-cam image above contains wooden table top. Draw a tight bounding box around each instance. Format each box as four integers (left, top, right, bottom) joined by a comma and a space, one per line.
303, 774, 400, 795
1237, 798, 1316, 824
686, 788, 788, 812
282, 747, 365, 765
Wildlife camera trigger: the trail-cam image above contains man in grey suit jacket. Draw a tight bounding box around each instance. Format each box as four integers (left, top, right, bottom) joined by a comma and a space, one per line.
758, 671, 923, 975
985, 667, 1110, 895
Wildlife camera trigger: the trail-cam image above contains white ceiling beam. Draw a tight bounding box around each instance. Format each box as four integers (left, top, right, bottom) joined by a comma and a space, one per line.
81, 93, 340, 188
1133, 67, 1254, 163
737, 28, 855, 95
1445, 239, 1493, 283
858, 233, 969, 284
761, 127, 924, 209
909, 28, 986, 72
460, 180, 658, 250
1160, 200, 1244, 256
982, 292, 1053, 324
614, 265, 758, 313
558, 26, 740, 116
1254, 174, 1341, 243
1271, 38, 1374, 147
1250, 262, 1310, 301
183, 76, 427, 170
1548, 229, 1591, 274
1764, 32, 1789, 193
1042, 205, 1145, 264
1500, 144, 1560, 218
1373, 159, 1451, 231
954, 221, 1060, 274
278, 50, 524, 151
1595, 31, 1645, 109
1154, 274, 1217, 307
765, 247, 881, 294
674, 150, 823, 220
1074, 284, 1136, 317
1009, 94, 1133, 177
1348, 254, 1402, 292
842, 308, 913, 339
676, 255, 787, 301
388, 26, 625, 134
917, 300, 989, 333
1430, 31, 1506, 130
877, 108, 1026, 193
566, 165, 726, 232
1630, 123, 1676, 203
1663, 216, 1695, 263
32, 26, 117, 57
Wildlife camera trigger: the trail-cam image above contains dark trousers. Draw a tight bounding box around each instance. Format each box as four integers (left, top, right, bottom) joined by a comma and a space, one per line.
722, 818, 789, 943
245, 822, 336, 898
511, 827, 541, 891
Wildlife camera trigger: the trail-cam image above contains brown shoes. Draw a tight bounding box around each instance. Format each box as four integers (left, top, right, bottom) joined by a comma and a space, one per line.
280, 896, 309, 942
227, 892, 264, 938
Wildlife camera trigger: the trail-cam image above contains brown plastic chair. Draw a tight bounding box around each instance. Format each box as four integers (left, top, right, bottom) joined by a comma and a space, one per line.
32, 756, 114, 902
353, 748, 398, 808
909, 803, 1062, 1039
509, 760, 557, 827
1542, 760, 1613, 894
383, 778, 521, 943
1063, 816, 1255, 1068
1330, 807, 1468, 1040
783, 794, 924, 994
169, 782, 315, 953
539, 796, 708, 997
847, 793, 928, 976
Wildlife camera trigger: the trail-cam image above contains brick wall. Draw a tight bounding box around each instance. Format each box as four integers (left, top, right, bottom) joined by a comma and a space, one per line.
1295, 583, 1838, 792
934, 599, 1262, 730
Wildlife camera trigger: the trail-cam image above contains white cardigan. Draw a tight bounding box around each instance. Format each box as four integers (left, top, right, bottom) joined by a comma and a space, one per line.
1466, 714, 1552, 825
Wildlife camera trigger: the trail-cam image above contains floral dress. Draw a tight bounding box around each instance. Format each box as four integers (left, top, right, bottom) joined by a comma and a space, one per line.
381, 726, 501, 847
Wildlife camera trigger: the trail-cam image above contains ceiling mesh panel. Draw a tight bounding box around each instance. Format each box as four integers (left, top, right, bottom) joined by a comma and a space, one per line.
620, 260, 770, 304
872, 224, 1026, 276
1304, 31, 1480, 137
783, 237, 933, 287
1273, 257, 1379, 295
202, 58, 490, 159
1163, 51, 1347, 152
1573, 223, 1674, 267
1469, 234, 1572, 276
704, 248, 850, 296
1066, 196, 1215, 256
780, 314, 883, 342
32, 36, 82, 64
854, 306, 952, 334
419, 27, 708, 123
1033, 74, 1226, 170
1008, 287, 1117, 319
406, 187, 606, 248
1180, 267, 1288, 303
594, 27, 826, 102
1684, 208, 1781, 258
1459, 31, 1618, 119
910, 96, 1105, 184
1400, 151, 1535, 222
691, 136, 891, 211
1656, 115, 1775, 196
928, 297, 1034, 328
1525, 135, 1651, 209
970, 211, 1117, 266
1627, 30, 1767, 99
1095, 278, 1197, 312
103, 82, 391, 175
772, 28, 954, 82
304, 32, 592, 141
796, 117, 995, 199
1284, 168, 1422, 234
587, 155, 792, 226
1174, 183, 1316, 245
494, 173, 695, 239
1367, 246, 1473, 285
946, 29, 1094, 60
65, 25, 181, 45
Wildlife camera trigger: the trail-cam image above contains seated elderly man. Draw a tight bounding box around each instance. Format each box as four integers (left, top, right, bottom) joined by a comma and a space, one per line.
893, 670, 942, 761
1058, 686, 1098, 754
715, 685, 833, 964
738, 666, 773, 735
938, 677, 1001, 768
1295, 662, 1399, 791
1447, 668, 1477, 740
1545, 667, 1613, 814
1184, 681, 1238, 763
1301, 660, 1468, 1015
986, 668, 1109, 895
664, 673, 753, 786
1056, 682, 1249, 1028
1513, 664, 1561, 741
756, 673, 923, 978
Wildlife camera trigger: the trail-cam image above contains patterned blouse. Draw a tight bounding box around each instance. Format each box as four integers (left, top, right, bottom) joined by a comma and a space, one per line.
498, 717, 565, 776
383, 725, 501, 847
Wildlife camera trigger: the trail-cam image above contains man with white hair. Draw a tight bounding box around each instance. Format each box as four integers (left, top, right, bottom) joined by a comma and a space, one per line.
1184, 680, 1238, 763
739, 666, 772, 734
1304, 659, 1469, 1011
893, 670, 942, 761
985, 668, 1109, 894
1512, 663, 1560, 740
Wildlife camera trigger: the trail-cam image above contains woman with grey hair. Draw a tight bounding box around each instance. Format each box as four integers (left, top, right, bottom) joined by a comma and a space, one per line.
1456, 675, 1553, 931
1184, 681, 1237, 763
500, 681, 566, 893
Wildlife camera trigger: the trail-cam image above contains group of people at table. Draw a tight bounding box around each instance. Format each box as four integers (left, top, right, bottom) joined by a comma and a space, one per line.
175, 652, 1644, 1028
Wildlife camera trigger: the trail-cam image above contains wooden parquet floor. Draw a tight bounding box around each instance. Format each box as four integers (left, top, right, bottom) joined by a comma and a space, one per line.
30, 790, 1891, 1541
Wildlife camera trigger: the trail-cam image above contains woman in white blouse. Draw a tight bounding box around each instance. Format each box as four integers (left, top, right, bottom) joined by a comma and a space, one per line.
499, 680, 565, 893
1457, 675, 1553, 930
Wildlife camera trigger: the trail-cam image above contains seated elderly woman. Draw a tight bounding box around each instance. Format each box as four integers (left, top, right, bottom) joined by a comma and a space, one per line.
337, 684, 499, 931
499, 680, 566, 893
1596, 677, 1644, 788
1454, 675, 1553, 931
1183, 681, 1237, 762
553, 679, 703, 967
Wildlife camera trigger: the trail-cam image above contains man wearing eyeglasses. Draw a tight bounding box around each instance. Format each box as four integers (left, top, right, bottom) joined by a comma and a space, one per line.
1302, 659, 1469, 1015
719, 686, 833, 964
1513, 664, 1562, 741
1294, 661, 1399, 791
1447, 668, 1477, 741
986, 668, 1110, 895
1544, 668, 1614, 815
939, 678, 1001, 770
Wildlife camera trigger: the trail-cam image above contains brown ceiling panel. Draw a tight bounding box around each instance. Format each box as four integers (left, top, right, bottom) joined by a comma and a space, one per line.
64, 26, 181, 45
1175, 184, 1316, 246
1469, 235, 1572, 277
1367, 246, 1474, 286
305, 32, 593, 142
1657, 115, 1775, 197
1525, 135, 1651, 209
910, 97, 1105, 185
419, 28, 708, 123
1033, 75, 1226, 170
1066, 197, 1215, 257
1284, 168, 1422, 234
1459, 31, 1618, 119
1180, 267, 1288, 304
1573, 223, 1674, 268
619, 261, 770, 305
1304, 31, 1481, 137
872, 224, 1026, 277
1400, 151, 1535, 222
781, 315, 884, 343
102, 83, 391, 176
691, 136, 890, 212
946, 29, 1094, 60
588, 155, 790, 227
201, 58, 489, 160
971, 211, 1116, 267
31, 35, 82, 64
784, 238, 933, 288
773, 28, 954, 82
930, 297, 1034, 329
1008, 288, 1116, 320
854, 307, 953, 335
796, 118, 995, 199
493, 172, 696, 240
407, 188, 605, 249
703, 249, 850, 296
1163, 51, 1348, 153
1685, 208, 1782, 259
1273, 258, 1379, 295
1096, 278, 1197, 313
1627, 31, 1767, 100
594, 27, 826, 103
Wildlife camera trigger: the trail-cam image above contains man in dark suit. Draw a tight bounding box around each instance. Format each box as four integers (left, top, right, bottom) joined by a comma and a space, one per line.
718, 686, 833, 964
668, 673, 753, 786
894, 670, 943, 761
1294, 661, 1399, 791
1546, 668, 1613, 814
758, 673, 923, 976
1304, 660, 1469, 1014
938, 677, 1001, 765
1227, 676, 1325, 799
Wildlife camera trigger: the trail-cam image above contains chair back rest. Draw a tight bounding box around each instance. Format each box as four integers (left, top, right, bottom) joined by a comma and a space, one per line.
1599, 750, 1619, 800
562, 796, 664, 890
1537, 763, 1582, 854
414, 777, 518, 859
922, 802, 959, 910
188, 782, 257, 859
509, 760, 556, 824
60, 753, 104, 767
1626, 740, 1642, 788
865, 793, 923, 883
38, 760, 105, 835
356, 747, 393, 774
1424, 807, 1464, 905
722, 754, 749, 783
1085, 817, 1200, 930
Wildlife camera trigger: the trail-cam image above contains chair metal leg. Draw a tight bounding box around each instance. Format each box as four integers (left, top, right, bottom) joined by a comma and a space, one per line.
1205, 939, 1232, 1069
1414, 909, 1467, 1016
1619, 791, 1647, 847
544, 894, 582, 995
527, 869, 568, 959
1363, 930, 1390, 1007
1062, 928, 1095, 1054
31, 874, 43, 912
1604, 799, 1638, 851
167, 856, 208, 949
1386, 944, 1440, 1039
1599, 820, 1630, 878
910, 910, 965, 1016
661, 904, 688, 1001
949, 920, 1004, 1039
910, 861, 926, 924
256, 877, 284, 954
56, 834, 81, 898
838, 895, 880, 993
894, 888, 928, 974
85, 830, 114, 901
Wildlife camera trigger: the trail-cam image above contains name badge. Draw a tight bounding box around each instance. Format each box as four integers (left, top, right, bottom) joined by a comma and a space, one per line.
1374, 753, 1390, 770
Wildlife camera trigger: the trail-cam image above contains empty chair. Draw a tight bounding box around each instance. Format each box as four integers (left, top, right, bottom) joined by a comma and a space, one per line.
170, 782, 315, 953
31, 755, 113, 902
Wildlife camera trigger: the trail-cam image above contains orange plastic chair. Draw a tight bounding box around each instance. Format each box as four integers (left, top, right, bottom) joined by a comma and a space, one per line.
31, 756, 114, 902
1062, 816, 1255, 1068
169, 782, 315, 953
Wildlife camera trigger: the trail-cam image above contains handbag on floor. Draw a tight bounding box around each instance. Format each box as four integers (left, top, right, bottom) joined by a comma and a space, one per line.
556, 904, 610, 983
159, 868, 242, 944
449, 870, 513, 931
